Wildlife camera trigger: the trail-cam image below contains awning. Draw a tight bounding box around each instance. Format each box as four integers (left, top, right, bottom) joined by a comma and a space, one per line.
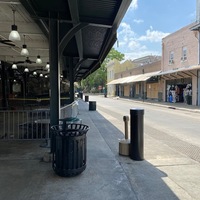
126, 71, 161, 83
107, 71, 161, 85
107, 75, 141, 85
159, 65, 200, 76
107, 77, 127, 85
123, 74, 142, 83
0, 0, 131, 82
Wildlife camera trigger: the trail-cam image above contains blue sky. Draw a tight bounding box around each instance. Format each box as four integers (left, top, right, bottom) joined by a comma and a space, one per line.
114, 0, 196, 60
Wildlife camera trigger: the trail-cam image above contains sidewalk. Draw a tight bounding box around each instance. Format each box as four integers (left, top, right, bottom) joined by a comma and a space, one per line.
0, 98, 199, 199
119, 96, 200, 113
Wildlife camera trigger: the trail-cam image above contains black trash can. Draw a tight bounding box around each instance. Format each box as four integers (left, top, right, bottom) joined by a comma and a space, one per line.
85, 95, 89, 102
51, 123, 89, 177
79, 92, 83, 99
89, 101, 96, 111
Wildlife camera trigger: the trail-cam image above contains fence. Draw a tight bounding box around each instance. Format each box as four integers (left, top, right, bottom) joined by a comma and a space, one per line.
0, 109, 50, 140
0, 101, 79, 140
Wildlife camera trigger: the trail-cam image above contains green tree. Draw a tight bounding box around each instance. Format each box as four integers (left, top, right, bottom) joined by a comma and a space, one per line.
81, 48, 124, 92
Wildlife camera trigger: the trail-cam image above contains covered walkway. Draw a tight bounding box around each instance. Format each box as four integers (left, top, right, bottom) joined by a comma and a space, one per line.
0, 98, 199, 200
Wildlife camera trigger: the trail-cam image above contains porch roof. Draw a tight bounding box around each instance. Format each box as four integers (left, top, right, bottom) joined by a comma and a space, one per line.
159, 65, 200, 78
107, 77, 128, 85
126, 71, 161, 83
107, 71, 161, 85
0, 0, 131, 81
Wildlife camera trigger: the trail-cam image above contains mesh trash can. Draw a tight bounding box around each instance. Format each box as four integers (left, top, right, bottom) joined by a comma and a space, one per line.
51, 123, 89, 177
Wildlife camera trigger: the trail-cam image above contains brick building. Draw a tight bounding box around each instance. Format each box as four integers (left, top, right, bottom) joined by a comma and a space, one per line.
159, 22, 200, 105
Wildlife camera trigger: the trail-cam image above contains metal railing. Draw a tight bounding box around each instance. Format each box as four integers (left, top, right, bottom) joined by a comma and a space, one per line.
0, 101, 80, 140
0, 109, 50, 140
60, 101, 79, 119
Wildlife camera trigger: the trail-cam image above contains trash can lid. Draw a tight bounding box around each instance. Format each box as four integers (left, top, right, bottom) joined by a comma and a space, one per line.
51, 123, 89, 137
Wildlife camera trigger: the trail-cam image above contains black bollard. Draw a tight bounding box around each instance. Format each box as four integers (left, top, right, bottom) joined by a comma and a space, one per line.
130, 108, 144, 161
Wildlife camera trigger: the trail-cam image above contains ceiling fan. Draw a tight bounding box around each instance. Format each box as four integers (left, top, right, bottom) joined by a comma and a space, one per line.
0, 38, 15, 47
16, 57, 36, 64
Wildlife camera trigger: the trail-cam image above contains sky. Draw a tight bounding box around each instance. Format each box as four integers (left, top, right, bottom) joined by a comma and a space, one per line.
114, 0, 196, 60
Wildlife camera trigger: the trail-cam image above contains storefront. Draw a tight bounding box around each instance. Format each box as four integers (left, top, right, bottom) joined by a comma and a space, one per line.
107, 71, 161, 99
146, 76, 159, 100
166, 78, 192, 104
158, 65, 200, 105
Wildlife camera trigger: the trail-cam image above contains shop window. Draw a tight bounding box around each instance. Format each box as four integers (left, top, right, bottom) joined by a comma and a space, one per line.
181, 47, 187, 61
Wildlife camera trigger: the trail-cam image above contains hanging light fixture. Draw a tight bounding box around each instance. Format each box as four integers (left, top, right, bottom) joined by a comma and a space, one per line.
33, 71, 37, 76
9, 10, 21, 41
39, 73, 43, 77
21, 35, 29, 56
45, 62, 50, 69
36, 55, 42, 64
12, 63, 17, 69
24, 67, 29, 72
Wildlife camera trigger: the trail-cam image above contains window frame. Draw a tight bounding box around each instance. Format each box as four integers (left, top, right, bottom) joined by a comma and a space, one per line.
181, 47, 187, 61
169, 51, 174, 64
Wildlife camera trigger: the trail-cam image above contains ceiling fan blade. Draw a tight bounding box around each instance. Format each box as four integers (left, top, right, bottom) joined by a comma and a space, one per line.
25, 57, 36, 64
34, 68, 46, 71
16, 61, 25, 64
0, 39, 15, 47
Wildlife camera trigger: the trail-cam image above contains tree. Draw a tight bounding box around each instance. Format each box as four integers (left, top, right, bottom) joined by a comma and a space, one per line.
81, 48, 124, 93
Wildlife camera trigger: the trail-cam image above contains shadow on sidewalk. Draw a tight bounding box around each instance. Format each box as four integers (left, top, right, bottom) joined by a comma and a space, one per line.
79, 100, 180, 200
0, 99, 180, 200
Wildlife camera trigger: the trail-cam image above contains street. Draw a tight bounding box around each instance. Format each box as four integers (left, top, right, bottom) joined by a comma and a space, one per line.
88, 95, 200, 163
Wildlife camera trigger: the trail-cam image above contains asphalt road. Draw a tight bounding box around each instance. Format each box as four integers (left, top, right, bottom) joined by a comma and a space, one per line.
88, 95, 200, 163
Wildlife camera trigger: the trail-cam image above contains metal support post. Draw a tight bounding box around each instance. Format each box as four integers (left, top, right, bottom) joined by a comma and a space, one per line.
49, 18, 60, 152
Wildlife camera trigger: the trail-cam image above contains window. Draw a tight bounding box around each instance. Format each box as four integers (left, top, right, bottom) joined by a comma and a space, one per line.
181, 47, 187, 61
169, 51, 174, 64
108, 70, 113, 79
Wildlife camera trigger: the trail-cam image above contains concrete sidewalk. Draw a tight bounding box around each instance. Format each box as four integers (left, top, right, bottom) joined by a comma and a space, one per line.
118, 96, 200, 113
0, 99, 199, 200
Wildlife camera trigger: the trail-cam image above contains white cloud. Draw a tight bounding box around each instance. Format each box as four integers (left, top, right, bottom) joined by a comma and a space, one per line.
117, 22, 136, 43
124, 50, 161, 61
129, 0, 138, 10
133, 19, 144, 24
116, 23, 164, 60
138, 26, 170, 42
